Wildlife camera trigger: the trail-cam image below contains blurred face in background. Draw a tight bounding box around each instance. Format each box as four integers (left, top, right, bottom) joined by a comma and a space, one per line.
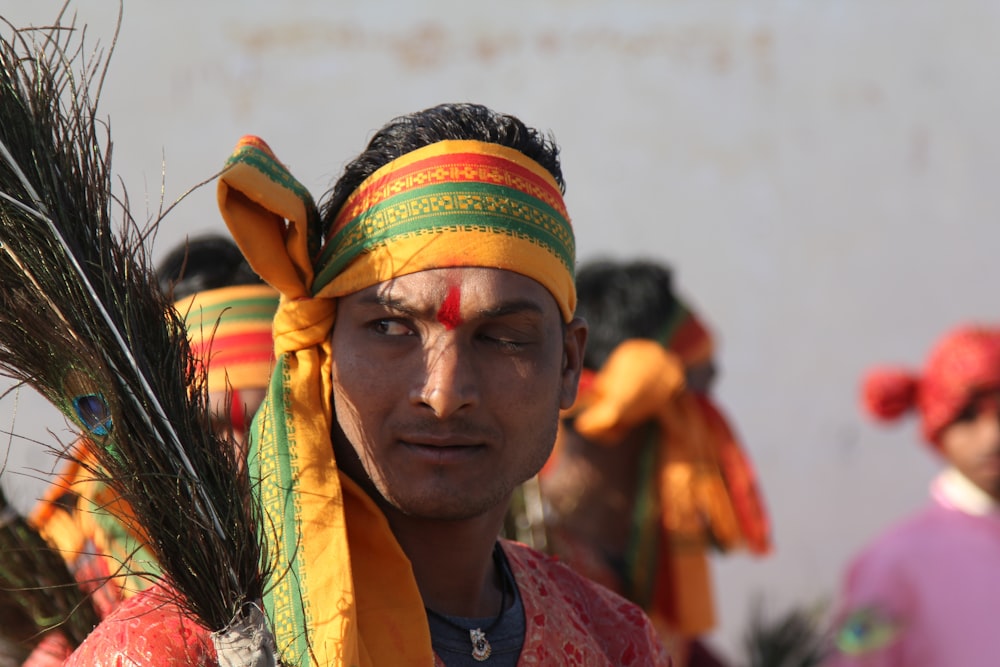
940, 389, 1000, 502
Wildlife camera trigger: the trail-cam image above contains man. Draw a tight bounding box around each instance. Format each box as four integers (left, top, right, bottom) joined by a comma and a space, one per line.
67, 104, 669, 665
539, 259, 770, 667
827, 325, 1000, 666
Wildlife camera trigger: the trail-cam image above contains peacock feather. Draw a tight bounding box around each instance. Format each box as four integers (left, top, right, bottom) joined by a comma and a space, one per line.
0, 9, 269, 642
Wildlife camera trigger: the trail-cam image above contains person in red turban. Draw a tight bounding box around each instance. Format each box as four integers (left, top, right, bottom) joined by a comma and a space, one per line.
829, 324, 1000, 666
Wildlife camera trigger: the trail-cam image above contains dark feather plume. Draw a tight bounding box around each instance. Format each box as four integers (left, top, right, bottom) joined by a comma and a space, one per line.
0, 482, 100, 652
741, 600, 831, 667
0, 11, 268, 634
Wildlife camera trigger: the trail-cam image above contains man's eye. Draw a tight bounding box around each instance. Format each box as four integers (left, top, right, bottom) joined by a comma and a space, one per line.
372, 319, 413, 336
493, 338, 526, 352
479, 333, 527, 352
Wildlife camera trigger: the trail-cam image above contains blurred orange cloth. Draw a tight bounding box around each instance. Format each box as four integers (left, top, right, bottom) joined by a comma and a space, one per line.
29, 441, 158, 617
557, 339, 770, 636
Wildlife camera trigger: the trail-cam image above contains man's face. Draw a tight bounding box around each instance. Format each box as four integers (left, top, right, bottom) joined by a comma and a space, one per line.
940, 390, 1000, 501
330, 267, 586, 521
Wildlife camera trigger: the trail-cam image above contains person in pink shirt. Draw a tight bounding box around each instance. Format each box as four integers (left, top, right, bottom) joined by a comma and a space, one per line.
827, 324, 1000, 667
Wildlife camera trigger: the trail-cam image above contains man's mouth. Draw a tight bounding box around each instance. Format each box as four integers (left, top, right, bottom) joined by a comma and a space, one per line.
401, 434, 481, 448
400, 439, 485, 466
399, 435, 486, 464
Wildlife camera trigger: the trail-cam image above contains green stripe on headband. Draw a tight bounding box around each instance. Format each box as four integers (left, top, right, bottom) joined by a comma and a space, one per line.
313, 181, 574, 292
225, 146, 316, 207
184, 296, 282, 326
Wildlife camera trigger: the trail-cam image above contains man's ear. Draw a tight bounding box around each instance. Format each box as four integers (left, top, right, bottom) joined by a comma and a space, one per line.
559, 316, 588, 409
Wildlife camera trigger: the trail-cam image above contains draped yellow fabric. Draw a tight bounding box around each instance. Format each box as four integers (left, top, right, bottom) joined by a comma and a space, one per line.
571, 339, 746, 637
217, 135, 575, 666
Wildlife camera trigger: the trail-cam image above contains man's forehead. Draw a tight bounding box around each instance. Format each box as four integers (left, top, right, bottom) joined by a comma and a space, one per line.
349, 267, 560, 316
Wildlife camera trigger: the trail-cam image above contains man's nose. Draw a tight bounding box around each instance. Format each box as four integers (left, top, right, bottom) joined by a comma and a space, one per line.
409, 336, 480, 418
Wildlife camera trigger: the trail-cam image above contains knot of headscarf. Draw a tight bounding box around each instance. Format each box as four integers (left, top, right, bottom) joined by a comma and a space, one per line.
573, 339, 687, 441
215, 136, 325, 348
269, 296, 336, 357
216, 135, 576, 667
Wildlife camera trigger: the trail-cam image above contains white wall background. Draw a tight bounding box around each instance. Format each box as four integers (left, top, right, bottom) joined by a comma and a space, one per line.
3, 1, 999, 661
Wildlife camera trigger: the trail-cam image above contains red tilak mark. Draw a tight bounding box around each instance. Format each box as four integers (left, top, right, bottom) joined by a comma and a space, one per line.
436, 284, 463, 330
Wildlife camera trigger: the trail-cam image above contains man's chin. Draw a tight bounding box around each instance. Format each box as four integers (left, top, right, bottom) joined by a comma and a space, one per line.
383, 489, 506, 522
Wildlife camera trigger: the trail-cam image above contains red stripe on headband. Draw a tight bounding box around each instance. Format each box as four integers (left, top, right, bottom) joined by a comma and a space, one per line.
329, 151, 567, 240
234, 135, 275, 157
205, 349, 274, 367
189, 331, 274, 358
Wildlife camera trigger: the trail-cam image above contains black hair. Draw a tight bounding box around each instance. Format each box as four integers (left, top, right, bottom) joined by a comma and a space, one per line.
156, 233, 263, 301
575, 259, 680, 370
317, 103, 564, 239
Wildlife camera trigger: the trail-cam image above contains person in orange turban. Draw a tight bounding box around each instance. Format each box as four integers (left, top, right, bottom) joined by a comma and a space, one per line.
159, 234, 280, 448
539, 259, 771, 667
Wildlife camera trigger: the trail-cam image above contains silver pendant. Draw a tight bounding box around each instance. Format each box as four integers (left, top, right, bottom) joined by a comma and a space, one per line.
470, 628, 492, 661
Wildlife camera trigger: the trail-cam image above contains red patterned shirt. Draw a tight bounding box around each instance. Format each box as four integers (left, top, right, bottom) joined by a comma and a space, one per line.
66, 541, 670, 666
482, 540, 671, 666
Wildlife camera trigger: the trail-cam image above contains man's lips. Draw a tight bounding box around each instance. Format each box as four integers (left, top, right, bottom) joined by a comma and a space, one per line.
397, 434, 488, 464
399, 434, 484, 448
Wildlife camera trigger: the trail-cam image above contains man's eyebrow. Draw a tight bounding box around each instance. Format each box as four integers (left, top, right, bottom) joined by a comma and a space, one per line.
357, 293, 545, 319
475, 300, 545, 319
357, 292, 427, 318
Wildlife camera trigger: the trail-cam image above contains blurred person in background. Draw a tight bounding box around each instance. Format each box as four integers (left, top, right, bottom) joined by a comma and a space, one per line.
538, 259, 771, 667
827, 324, 1000, 666
157, 233, 280, 450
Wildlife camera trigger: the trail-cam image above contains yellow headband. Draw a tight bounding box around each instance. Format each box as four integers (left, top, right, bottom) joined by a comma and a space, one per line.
312, 139, 576, 321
